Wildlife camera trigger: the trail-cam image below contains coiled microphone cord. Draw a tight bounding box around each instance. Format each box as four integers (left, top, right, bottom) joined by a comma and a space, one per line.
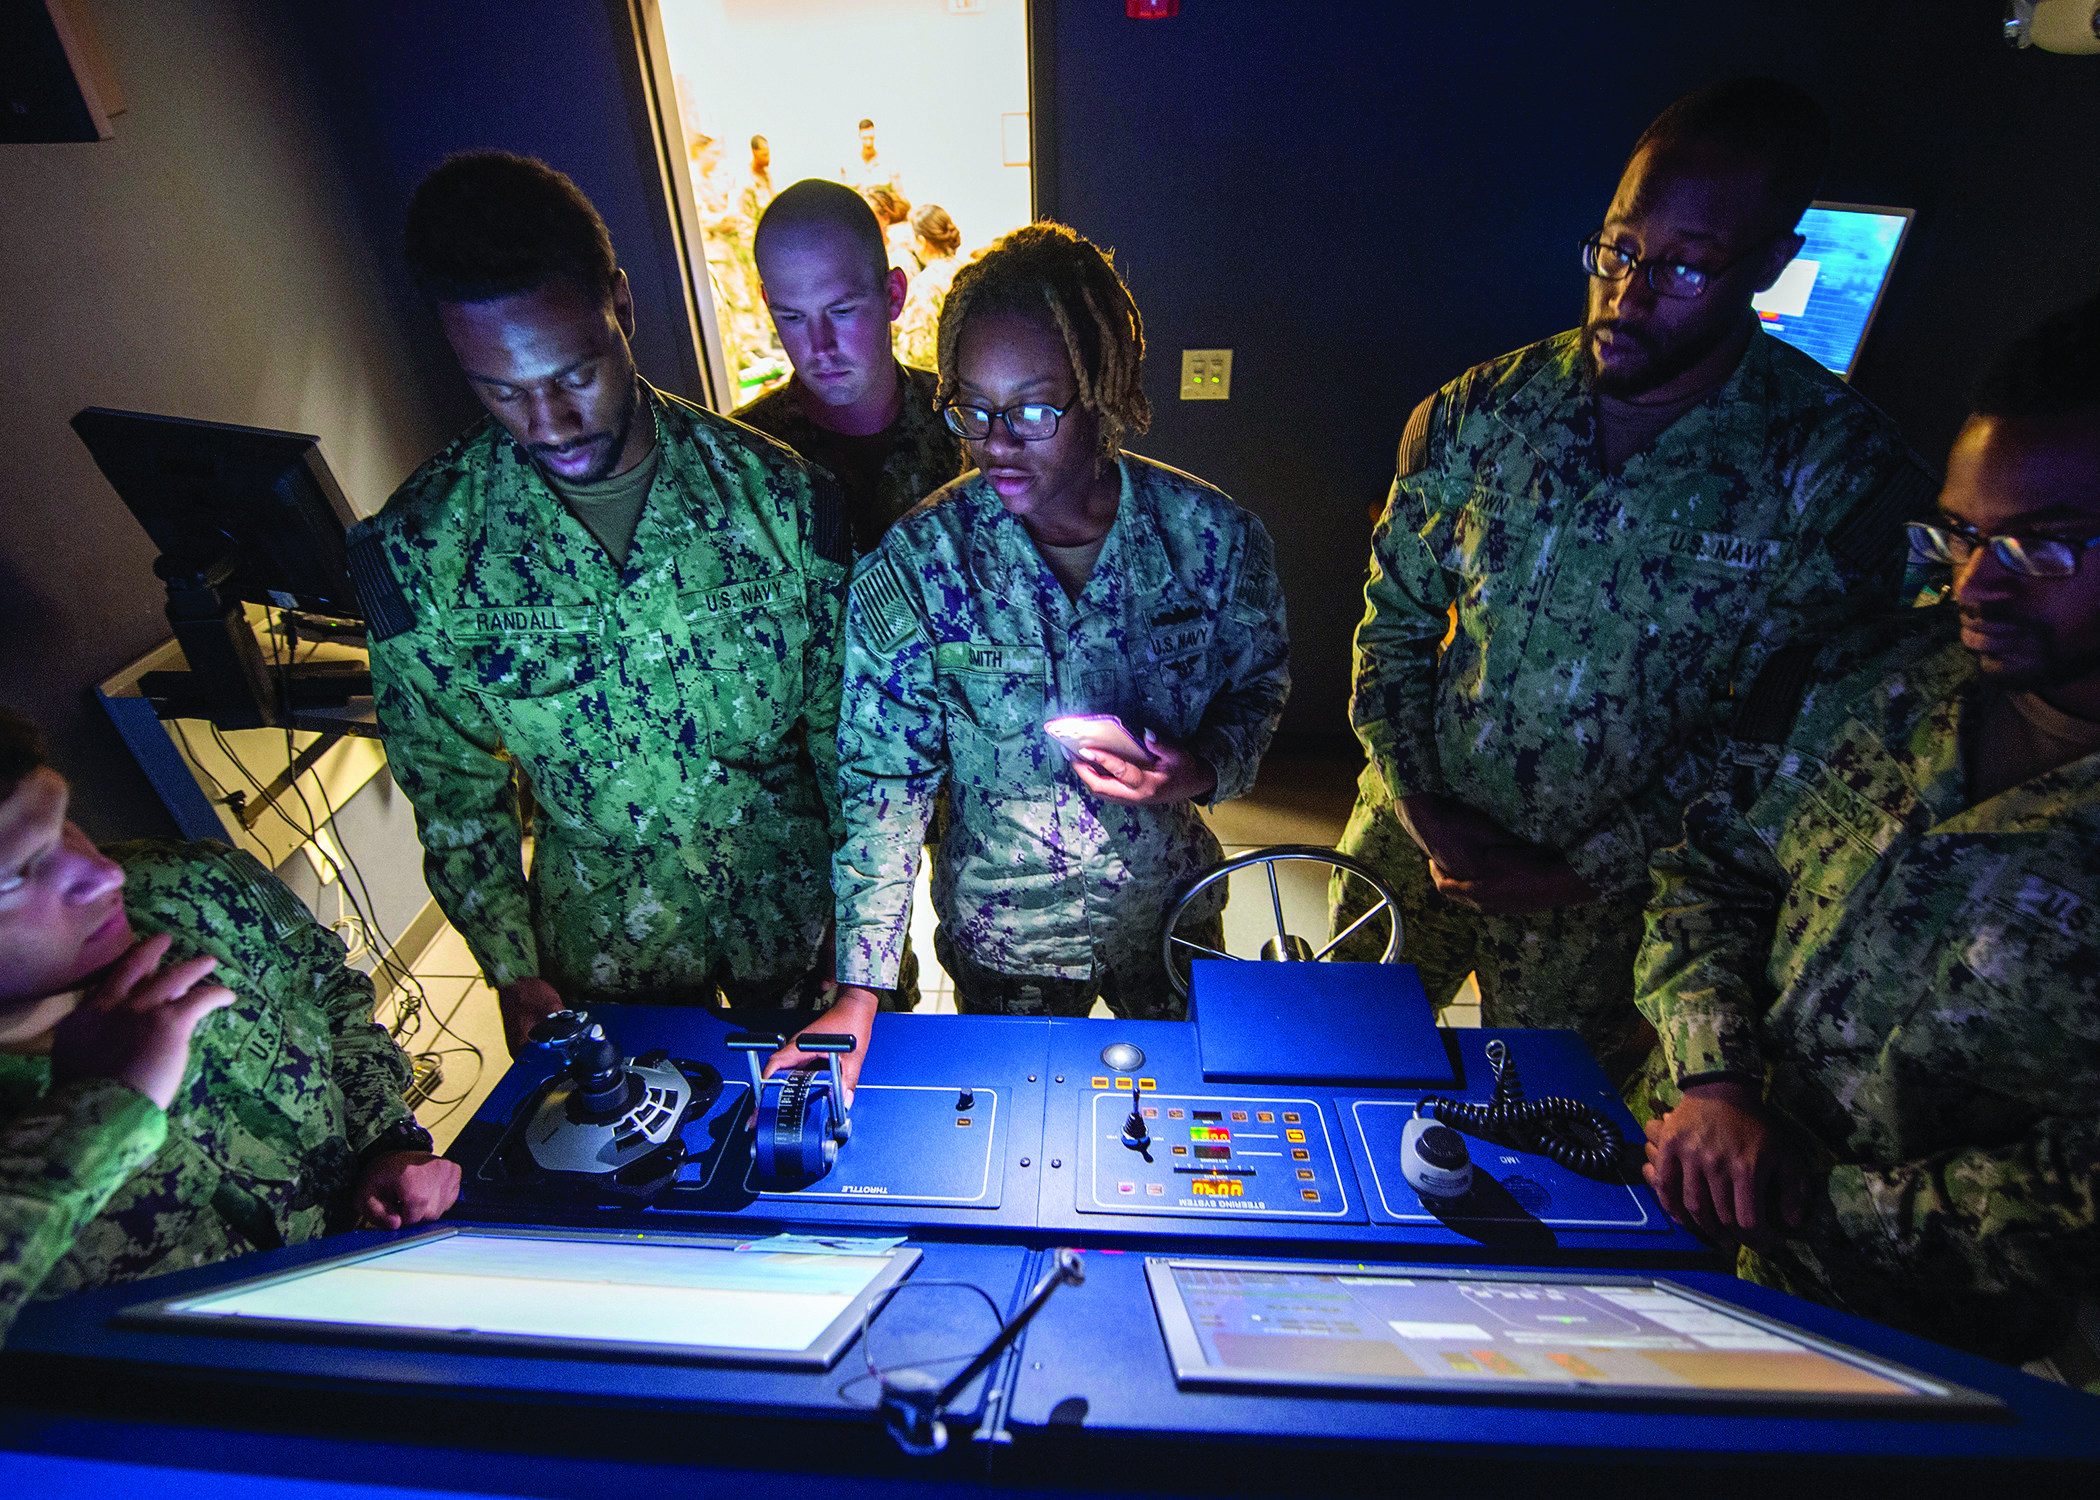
1417, 1039, 1632, 1181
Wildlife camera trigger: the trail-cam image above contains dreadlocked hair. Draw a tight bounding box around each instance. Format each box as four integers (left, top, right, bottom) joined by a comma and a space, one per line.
935, 222, 1150, 462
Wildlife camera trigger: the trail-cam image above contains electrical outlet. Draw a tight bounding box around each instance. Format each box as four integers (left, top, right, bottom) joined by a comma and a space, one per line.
1180, 349, 1232, 400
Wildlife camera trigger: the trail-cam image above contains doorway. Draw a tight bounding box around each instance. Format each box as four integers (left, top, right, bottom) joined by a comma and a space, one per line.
644, 0, 1036, 411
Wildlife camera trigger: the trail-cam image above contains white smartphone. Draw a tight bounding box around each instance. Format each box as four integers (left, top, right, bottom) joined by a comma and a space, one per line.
1042, 713, 1157, 767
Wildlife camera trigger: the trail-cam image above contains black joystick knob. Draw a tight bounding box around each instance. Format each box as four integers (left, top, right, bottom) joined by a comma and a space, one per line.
572, 1036, 628, 1116
956, 1086, 976, 1112
529, 1010, 589, 1048
1121, 1098, 1150, 1150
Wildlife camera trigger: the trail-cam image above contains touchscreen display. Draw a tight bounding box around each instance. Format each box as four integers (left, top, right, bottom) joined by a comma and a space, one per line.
155, 1231, 897, 1356
1153, 1263, 1986, 1406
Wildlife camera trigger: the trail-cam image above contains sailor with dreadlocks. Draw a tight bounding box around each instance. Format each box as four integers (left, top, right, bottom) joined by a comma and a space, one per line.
767, 223, 1290, 1089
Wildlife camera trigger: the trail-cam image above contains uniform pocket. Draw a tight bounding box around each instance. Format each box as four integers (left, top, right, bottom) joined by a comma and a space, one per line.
684, 582, 810, 749
937, 642, 1048, 746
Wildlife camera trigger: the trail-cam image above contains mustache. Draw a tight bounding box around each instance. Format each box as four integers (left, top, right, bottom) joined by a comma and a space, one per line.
531, 435, 610, 457
1961, 602, 2043, 631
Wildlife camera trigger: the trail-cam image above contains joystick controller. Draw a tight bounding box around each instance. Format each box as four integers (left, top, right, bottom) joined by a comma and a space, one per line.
1120, 1093, 1150, 1152
509, 1010, 718, 1202
1400, 1110, 1474, 1201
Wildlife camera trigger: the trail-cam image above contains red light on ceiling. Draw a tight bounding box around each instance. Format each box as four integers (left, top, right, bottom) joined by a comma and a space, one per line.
1127, 0, 1180, 16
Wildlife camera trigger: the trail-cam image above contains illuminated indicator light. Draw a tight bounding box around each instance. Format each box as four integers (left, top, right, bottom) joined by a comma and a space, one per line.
1297, 1168, 1314, 1180
1138, 1079, 1157, 1091
1285, 1130, 1306, 1143
1442, 1352, 1481, 1373
1256, 1112, 1274, 1122
1142, 1107, 1157, 1118
1116, 1077, 1134, 1090
1090, 1076, 1111, 1089
1189, 1126, 1231, 1142
1472, 1350, 1524, 1376
1229, 1111, 1247, 1122
1547, 1352, 1605, 1380
956, 1117, 972, 1127
1167, 1109, 1185, 1119
1282, 1112, 1300, 1123
1192, 1179, 1244, 1197
1172, 1145, 1187, 1155
1117, 1181, 1136, 1195
1146, 1183, 1164, 1196
1292, 1149, 1310, 1161
1300, 1189, 1320, 1201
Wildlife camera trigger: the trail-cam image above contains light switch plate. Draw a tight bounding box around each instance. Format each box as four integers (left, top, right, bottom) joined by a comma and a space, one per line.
1180, 349, 1232, 400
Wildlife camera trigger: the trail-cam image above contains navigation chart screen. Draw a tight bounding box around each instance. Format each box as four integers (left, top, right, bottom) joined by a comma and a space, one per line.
1150, 1261, 1993, 1410
128, 1228, 915, 1368
1752, 203, 1912, 379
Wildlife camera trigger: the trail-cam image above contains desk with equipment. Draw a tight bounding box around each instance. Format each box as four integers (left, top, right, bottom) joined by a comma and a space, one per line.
7, 962, 2096, 1492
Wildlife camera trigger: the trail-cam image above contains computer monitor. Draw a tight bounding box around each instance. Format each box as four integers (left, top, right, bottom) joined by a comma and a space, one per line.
71, 407, 363, 619
1752, 202, 1914, 381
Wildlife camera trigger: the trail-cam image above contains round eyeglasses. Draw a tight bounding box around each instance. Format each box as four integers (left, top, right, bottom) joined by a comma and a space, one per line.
1909, 520, 2100, 579
941, 400, 1070, 443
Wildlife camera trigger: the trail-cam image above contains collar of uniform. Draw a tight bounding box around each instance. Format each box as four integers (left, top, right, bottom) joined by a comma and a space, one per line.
1486, 324, 1771, 485
988, 456, 1168, 605
627, 381, 717, 556
482, 380, 701, 563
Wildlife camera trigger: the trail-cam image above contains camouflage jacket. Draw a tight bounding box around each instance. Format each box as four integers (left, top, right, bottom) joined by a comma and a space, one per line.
1636, 607, 2100, 1361
734, 364, 962, 555
835, 456, 1290, 985
351, 385, 850, 1005
1351, 326, 1931, 897
0, 841, 414, 1340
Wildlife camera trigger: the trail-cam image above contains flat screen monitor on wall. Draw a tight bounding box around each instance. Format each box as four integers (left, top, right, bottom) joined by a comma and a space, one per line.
1752, 202, 1914, 381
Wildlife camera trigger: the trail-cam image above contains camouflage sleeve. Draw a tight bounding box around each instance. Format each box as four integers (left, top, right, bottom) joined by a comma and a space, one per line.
1632, 739, 1789, 1091
366, 626, 536, 989
1787, 1116, 2100, 1358
0, 1079, 166, 1342
1563, 442, 1930, 898
299, 901, 414, 1156
1349, 470, 1454, 803
1190, 514, 1290, 805
832, 551, 943, 989
800, 474, 852, 845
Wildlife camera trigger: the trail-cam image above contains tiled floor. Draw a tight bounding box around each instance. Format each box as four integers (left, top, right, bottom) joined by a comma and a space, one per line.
397, 751, 1472, 1149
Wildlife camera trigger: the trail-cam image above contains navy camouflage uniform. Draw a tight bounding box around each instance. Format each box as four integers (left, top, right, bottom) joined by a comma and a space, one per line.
0, 842, 418, 1341
1334, 327, 1930, 1079
350, 384, 849, 1010
834, 456, 1290, 1018
1633, 607, 2100, 1365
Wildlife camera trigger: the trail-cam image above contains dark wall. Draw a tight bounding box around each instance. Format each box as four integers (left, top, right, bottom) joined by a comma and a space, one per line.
1044, 0, 2100, 741
0, 0, 450, 837
293, 0, 705, 437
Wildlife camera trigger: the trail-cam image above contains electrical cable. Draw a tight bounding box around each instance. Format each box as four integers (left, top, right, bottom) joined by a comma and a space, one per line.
852, 1279, 1007, 1407
1416, 1038, 1633, 1181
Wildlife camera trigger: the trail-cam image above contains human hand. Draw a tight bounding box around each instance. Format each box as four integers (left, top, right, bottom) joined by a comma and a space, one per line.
1395, 793, 1530, 882
498, 977, 565, 1058
1428, 846, 1602, 916
49, 933, 235, 1110
762, 984, 879, 1103
1073, 729, 1217, 806
1642, 1079, 1812, 1251
355, 1150, 463, 1229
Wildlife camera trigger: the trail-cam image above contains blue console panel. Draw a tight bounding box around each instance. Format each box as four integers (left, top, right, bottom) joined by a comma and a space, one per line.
440, 1004, 1706, 1264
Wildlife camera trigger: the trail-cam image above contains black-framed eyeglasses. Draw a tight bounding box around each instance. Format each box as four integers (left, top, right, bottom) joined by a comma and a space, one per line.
1908, 519, 2100, 579
1579, 232, 1781, 300
941, 400, 1071, 443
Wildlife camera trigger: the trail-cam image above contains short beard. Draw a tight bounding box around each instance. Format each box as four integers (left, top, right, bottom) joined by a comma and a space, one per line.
1583, 314, 1740, 399
1963, 606, 2100, 691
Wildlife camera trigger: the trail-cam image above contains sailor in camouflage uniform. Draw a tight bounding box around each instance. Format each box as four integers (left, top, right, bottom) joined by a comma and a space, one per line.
1633, 298, 2100, 1371
736, 181, 963, 554
1333, 81, 1928, 1083
766, 224, 1288, 1090
351, 155, 848, 1052
1, 721, 453, 1343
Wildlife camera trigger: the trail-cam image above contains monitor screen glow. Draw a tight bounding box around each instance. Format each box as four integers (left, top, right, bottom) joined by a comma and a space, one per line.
147, 1230, 903, 1360
1752, 202, 1913, 380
